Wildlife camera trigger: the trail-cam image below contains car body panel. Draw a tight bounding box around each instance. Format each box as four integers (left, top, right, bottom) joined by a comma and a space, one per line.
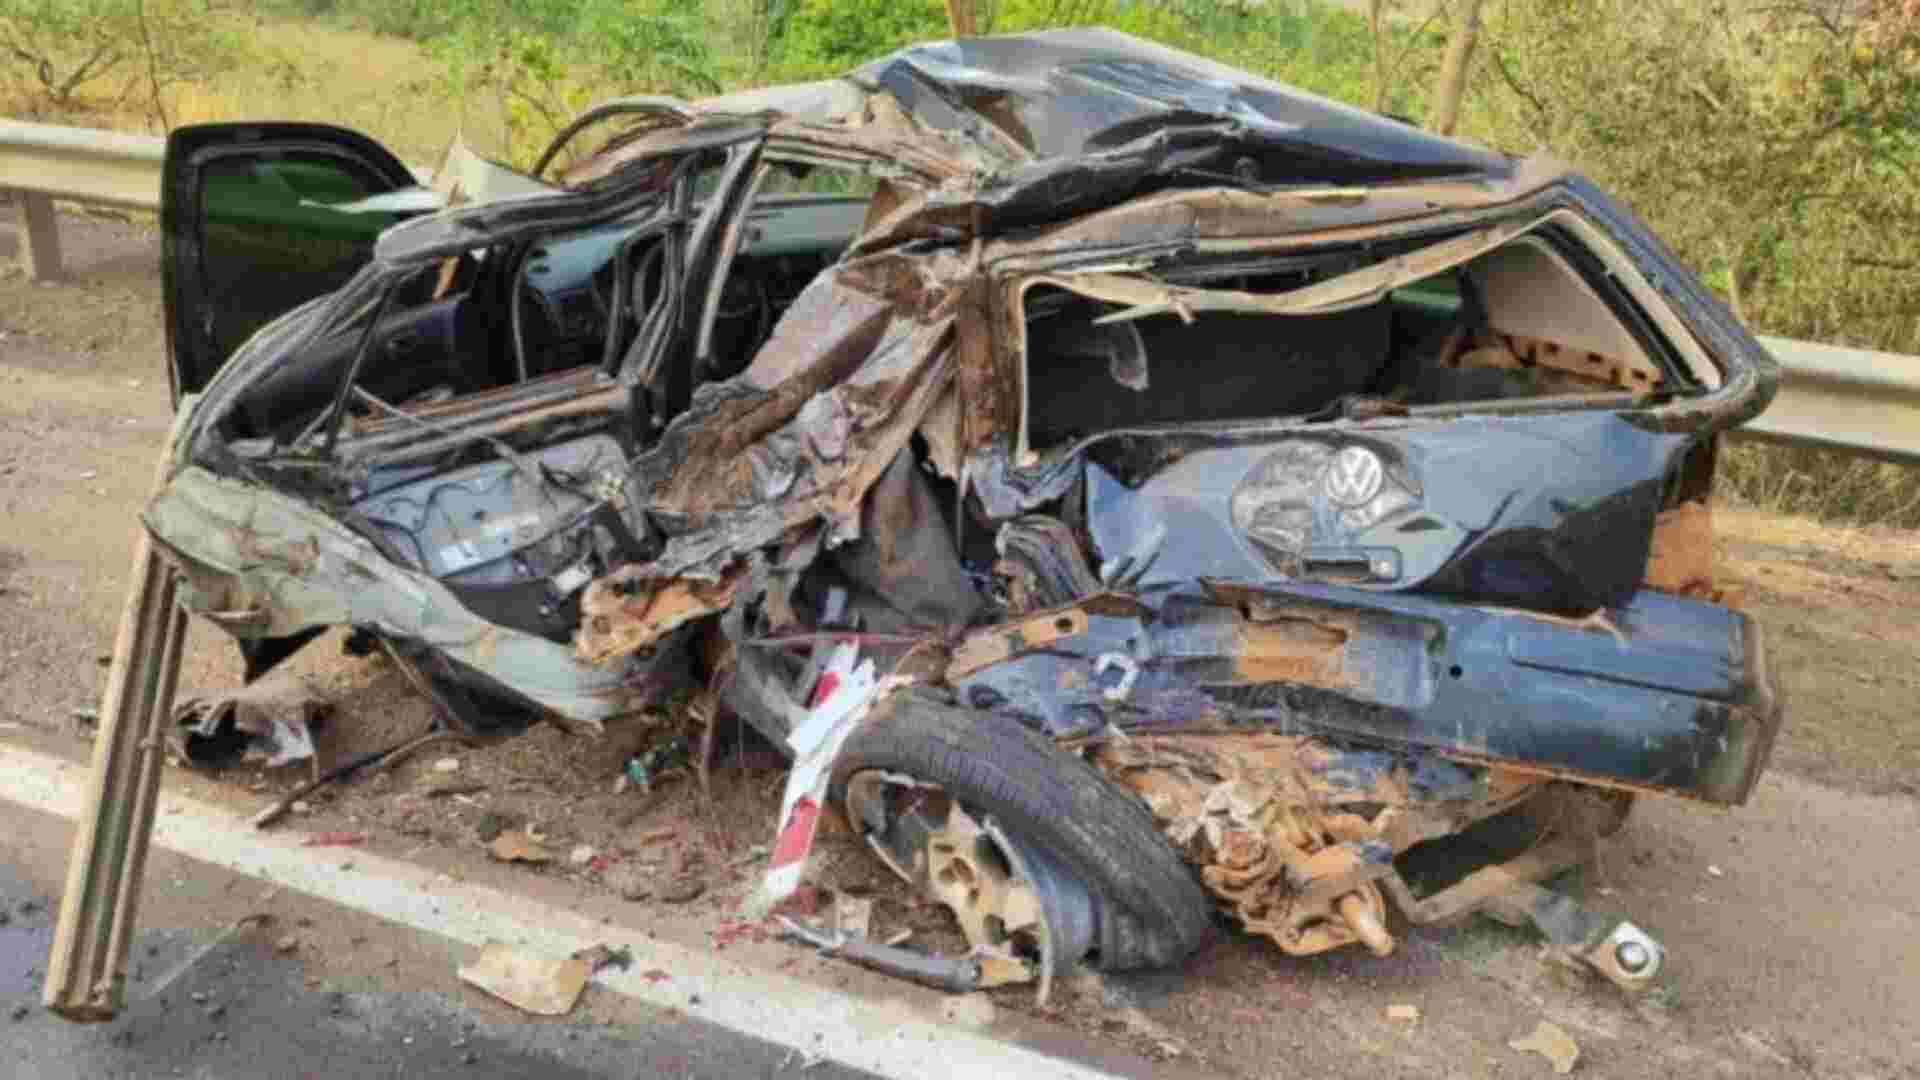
161, 123, 418, 401
147, 461, 687, 733
948, 583, 1778, 805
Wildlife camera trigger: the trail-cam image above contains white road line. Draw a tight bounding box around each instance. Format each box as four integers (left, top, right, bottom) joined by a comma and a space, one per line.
1, 743, 1124, 1080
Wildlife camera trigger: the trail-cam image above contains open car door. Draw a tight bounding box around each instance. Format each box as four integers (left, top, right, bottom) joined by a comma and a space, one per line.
161, 123, 420, 403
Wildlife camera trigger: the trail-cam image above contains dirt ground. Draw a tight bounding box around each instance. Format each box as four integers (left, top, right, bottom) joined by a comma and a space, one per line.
4, 212, 1918, 1078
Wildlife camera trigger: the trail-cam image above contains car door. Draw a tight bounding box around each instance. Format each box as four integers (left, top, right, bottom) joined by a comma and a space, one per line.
161, 123, 421, 403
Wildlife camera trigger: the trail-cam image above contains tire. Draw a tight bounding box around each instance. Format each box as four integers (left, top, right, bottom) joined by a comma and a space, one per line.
830, 687, 1214, 970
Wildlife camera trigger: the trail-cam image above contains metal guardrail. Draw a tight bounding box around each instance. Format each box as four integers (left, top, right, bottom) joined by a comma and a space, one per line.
1743, 336, 1920, 464
3, 118, 1918, 464
1, 120, 164, 281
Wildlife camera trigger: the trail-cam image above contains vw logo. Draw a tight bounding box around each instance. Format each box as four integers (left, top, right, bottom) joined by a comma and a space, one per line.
1322, 446, 1384, 507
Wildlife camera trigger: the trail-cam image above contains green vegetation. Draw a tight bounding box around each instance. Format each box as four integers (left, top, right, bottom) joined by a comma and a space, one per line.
3, 0, 1917, 524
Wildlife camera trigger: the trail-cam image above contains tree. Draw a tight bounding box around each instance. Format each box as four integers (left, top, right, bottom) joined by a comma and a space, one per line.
0, 0, 244, 125
945, 0, 976, 36
1482, 0, 1920, 350
1426, 0, 1483, 134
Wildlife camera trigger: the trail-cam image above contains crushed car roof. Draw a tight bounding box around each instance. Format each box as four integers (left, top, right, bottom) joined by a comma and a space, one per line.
681, 29, 1523, 236
842, 27, 1508, 176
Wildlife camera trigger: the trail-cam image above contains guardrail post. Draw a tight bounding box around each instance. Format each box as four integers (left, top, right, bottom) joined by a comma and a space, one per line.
3, 188, 64, 279
42, 404, 195, 1023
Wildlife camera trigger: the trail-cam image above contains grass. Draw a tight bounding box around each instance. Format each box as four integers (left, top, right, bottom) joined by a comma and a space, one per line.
2, 21, 517, 166
1720, 443, 1920, 531
169, 25, 466, 164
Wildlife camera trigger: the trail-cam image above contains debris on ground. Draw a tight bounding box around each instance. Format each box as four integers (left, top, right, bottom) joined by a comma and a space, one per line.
490, 831, 554, 865
605, 865, 652, 902
458, 944, 590, 1016
568, 845, 599, 869
1510, 1020, 1581, 1074
419, 778, 486, 798
300, 831, 366, 848
172, 673, 329, 769
938, 993, 996, 1029
772, 883, 824, 918
433, 758, 462, 774
251, 726, 467, 829
1386, 1004, 1421, 1024
776, 916, 986, 993
275, 935, 300, 954
658, 878, 705, 904
571, 943, 632, 974
625, 736, 692, 795
712, 920, 769, 949
835, 894, 873, 940
475, 813, 513, 843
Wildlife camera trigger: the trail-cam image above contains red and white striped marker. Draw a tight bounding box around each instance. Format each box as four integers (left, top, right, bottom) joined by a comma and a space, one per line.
743, 644, 877, 920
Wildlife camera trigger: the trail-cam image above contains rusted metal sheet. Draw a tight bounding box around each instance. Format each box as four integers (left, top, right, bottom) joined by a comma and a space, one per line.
947, 607, 1091, 679
577, 566, 744, 664
1643, 499, 1717, 597
1094, 732, 1541, 958
146, 466, 680, 733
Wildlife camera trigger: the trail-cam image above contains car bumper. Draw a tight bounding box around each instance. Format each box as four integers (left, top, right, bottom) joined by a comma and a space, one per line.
950, 583, 1783, 806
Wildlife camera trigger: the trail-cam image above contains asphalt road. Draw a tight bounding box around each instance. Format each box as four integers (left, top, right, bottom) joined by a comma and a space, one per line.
0, 799, 876, 1080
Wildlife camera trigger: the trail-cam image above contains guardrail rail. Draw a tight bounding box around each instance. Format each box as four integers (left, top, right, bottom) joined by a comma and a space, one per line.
0, 120, 163, 279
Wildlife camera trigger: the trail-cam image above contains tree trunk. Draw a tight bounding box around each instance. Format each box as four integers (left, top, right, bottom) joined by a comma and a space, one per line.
1427, 0, 1484, 136
1369, 0, 1388, 111
945, 0, 977, 37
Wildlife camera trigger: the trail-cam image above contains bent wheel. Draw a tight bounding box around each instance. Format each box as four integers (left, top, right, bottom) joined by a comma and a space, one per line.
829, 690, 1213, 983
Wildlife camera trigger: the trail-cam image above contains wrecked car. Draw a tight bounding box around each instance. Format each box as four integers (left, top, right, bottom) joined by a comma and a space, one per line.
138, 29, 1779, 996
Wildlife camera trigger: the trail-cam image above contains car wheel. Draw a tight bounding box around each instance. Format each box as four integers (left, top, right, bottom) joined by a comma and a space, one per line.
830, 688, 1213, 973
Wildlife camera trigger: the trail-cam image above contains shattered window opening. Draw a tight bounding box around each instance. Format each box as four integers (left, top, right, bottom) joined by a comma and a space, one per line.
694, 155, 876, 384
1014, 211, 1687, 462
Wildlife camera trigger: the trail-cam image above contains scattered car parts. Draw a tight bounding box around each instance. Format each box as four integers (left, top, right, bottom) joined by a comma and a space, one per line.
172, 671, 331, 769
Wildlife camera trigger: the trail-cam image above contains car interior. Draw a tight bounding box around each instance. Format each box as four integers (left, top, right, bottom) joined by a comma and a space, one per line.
1020, 230, 1680, 455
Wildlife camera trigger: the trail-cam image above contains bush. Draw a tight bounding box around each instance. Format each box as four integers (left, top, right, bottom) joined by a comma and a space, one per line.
0, 0, 248, 124
766, 0, 947, 78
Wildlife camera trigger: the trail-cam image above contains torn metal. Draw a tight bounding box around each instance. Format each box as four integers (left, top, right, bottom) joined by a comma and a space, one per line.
172, 671, 330, 768
61, 26, 1792, 1018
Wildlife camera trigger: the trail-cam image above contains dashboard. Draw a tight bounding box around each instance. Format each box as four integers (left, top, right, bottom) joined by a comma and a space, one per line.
514, 196, 869, 379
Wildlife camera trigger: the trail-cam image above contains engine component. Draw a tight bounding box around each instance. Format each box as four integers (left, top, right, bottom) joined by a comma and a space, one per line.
356, 434, 626, 585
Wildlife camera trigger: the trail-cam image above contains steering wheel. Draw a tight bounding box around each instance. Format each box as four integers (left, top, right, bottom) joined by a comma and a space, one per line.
513, 239, 669, 383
